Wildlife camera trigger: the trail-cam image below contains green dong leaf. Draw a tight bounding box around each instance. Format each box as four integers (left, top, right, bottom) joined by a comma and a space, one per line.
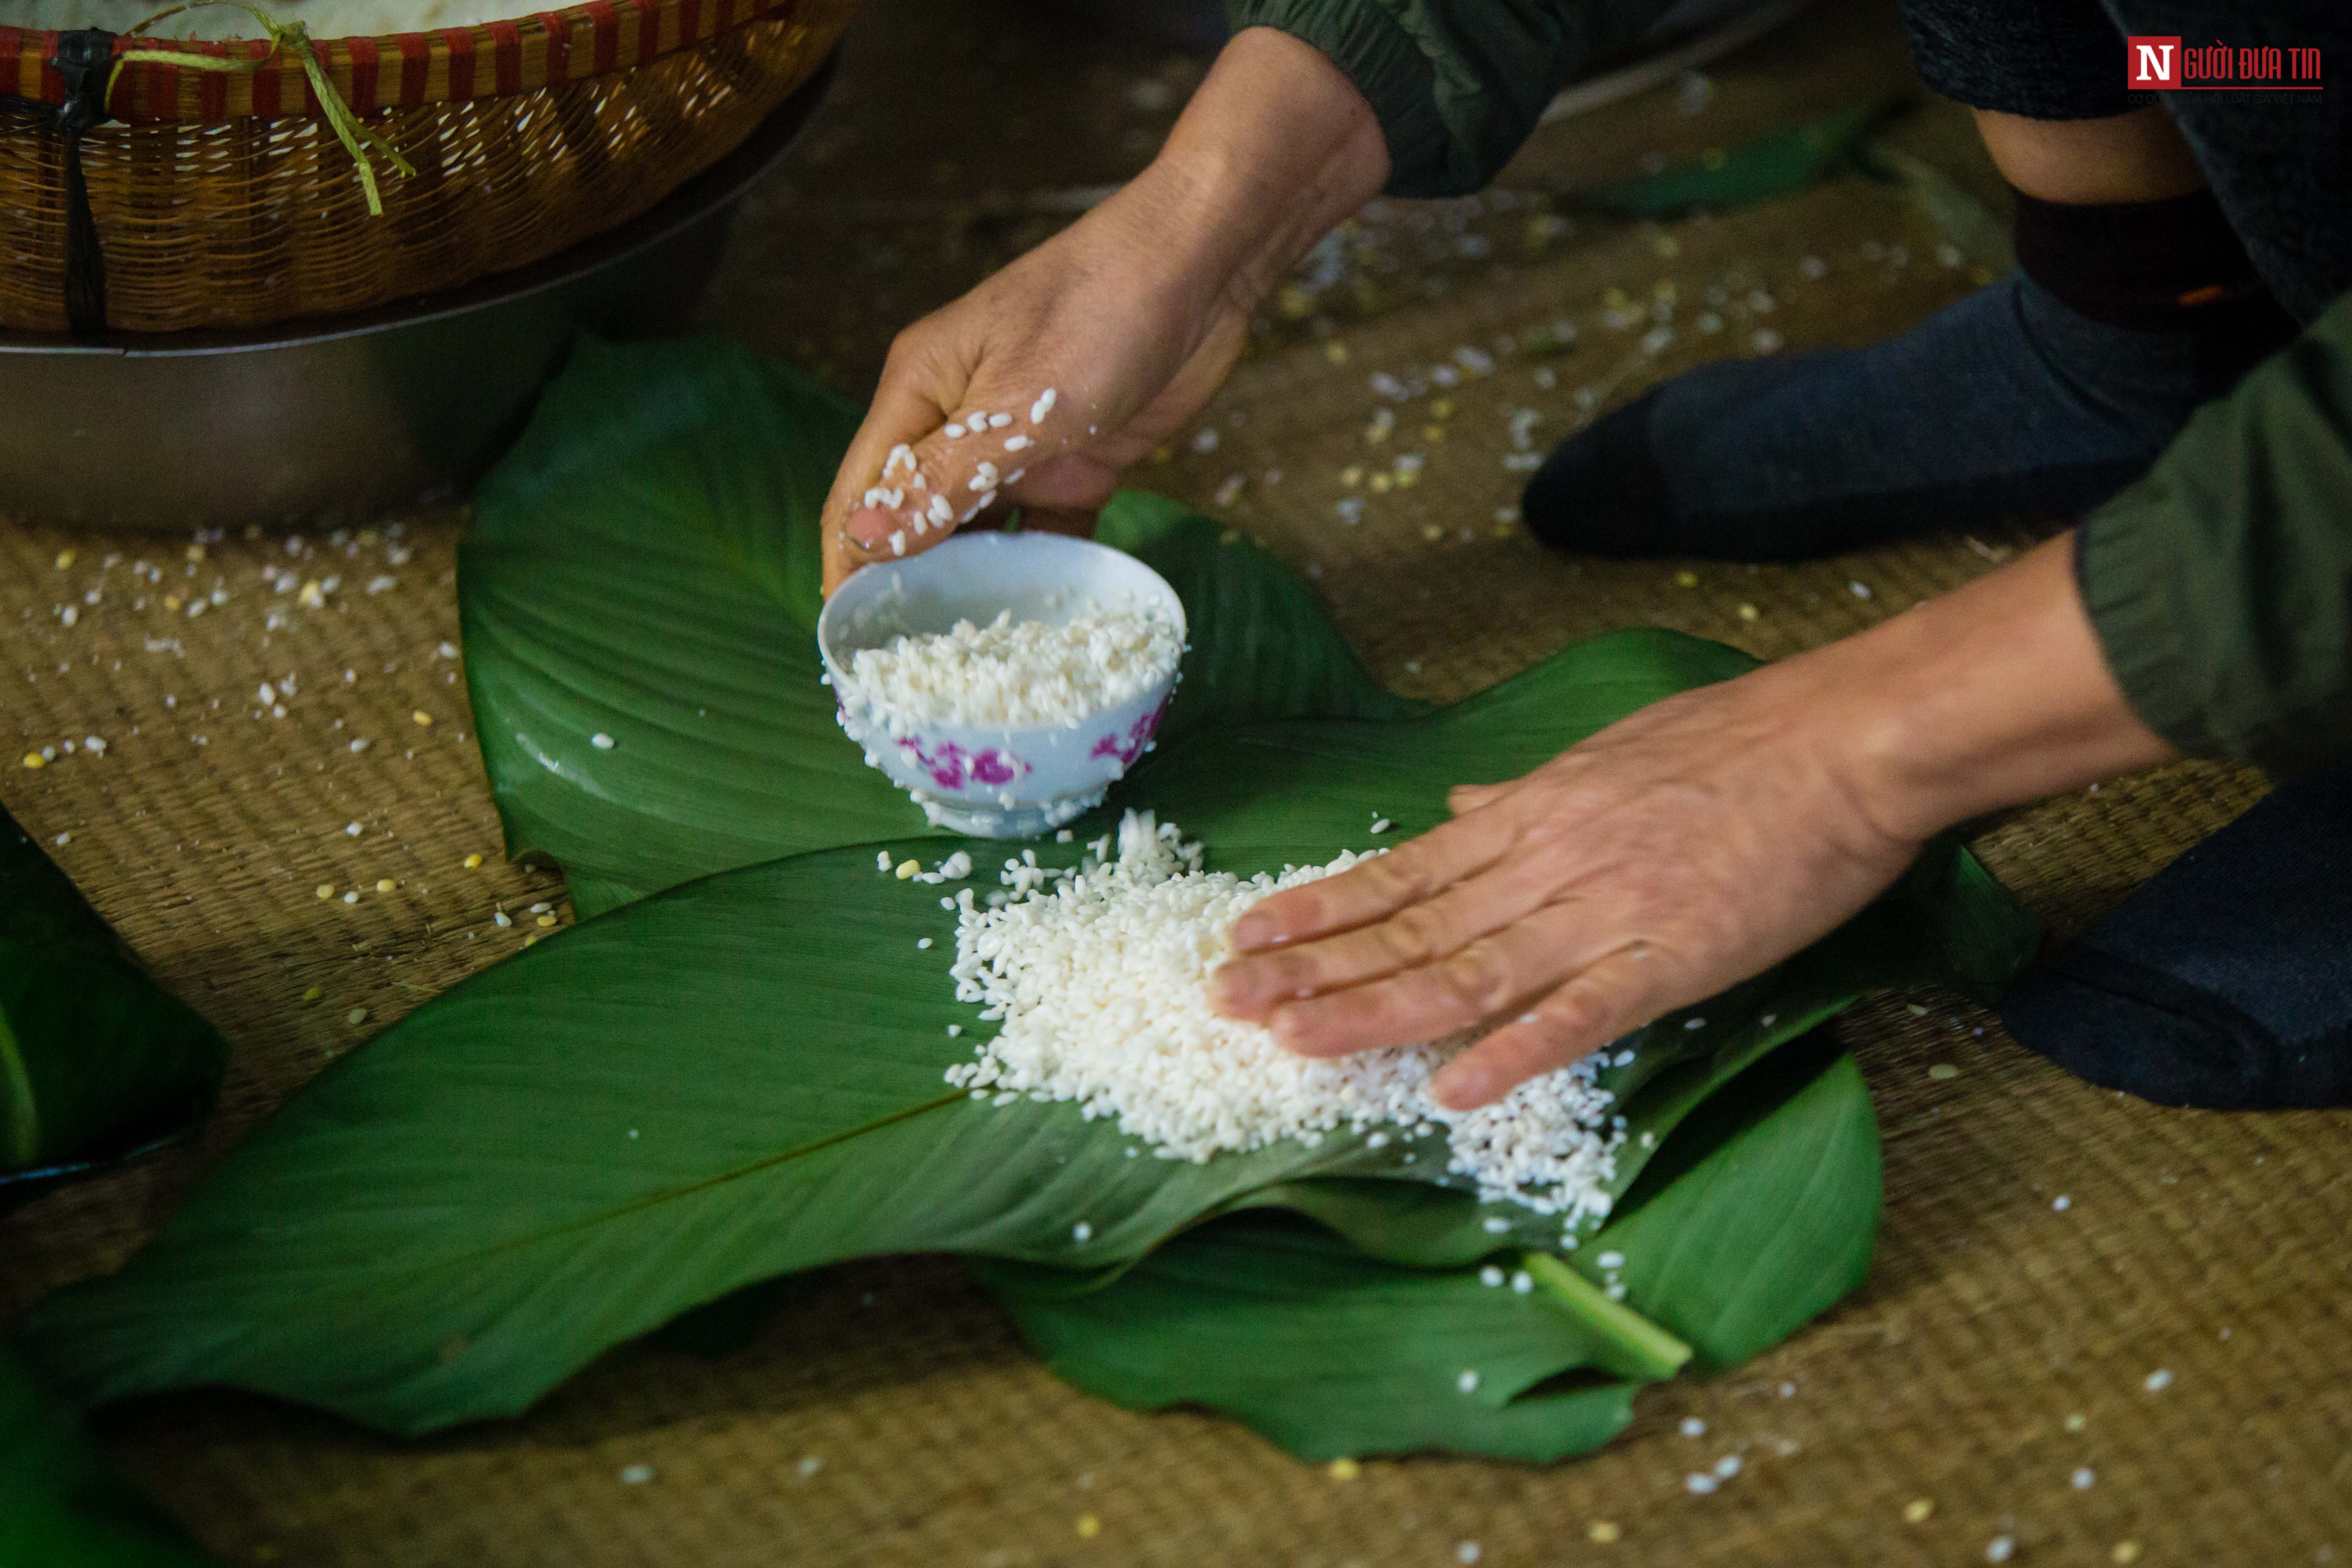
975, 1214, 1642, 1464
20, 337, 2035, 1463
460, 337, 1413, 917
974, 1033, 1876, 1461
0, 807, 226, 1206
0, 1345, 227, 1567
21, 639, 2027, 1438
1581, 1033, 1880, 1368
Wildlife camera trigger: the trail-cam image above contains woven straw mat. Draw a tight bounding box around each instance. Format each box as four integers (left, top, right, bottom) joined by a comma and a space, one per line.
3, 26, 2350, 1568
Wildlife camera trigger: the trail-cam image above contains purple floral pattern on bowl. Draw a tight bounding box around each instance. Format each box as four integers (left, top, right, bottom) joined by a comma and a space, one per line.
1087, 697, 1169, 770
897, 736, 1031, 794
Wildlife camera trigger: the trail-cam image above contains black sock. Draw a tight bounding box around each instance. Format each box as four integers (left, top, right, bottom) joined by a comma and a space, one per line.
1522, 188, 2298, 563
2011, 186, 2300, 381
2001, 766, 2352, 1110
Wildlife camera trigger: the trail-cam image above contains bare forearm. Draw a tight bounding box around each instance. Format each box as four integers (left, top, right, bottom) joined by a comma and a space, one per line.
1811, 534, 2178, 841
822, 29, 1387, 592
1122, 28, 1389, 319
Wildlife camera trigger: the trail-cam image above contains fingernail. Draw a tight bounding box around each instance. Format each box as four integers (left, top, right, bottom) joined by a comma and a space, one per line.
1268, 1005, 1312, 1054
1210, 969, 1276, 1022
1431, 1065, 1491, 1110
1205, 969, 1243, 1013
847, 507, 897, 549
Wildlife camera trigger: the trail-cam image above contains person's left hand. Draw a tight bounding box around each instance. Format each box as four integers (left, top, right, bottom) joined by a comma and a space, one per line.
1207, 654, 1925, 1110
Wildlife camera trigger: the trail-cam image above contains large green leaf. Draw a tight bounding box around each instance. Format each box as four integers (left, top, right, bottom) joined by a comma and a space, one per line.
1089, 491, 1421, 737
1581, 1034, 1880, 1368
974, 1034, 1873, 1461
460, 337, 1413, 917
975, 1215, 1640, 1464
15, 840, 1395, 1433
0, 808, 226, 1205
1211, 1029, 1882, 1356
0, 1345, 226, 1567
20, 337, 2035, 1455
19, 634, 2029, 1436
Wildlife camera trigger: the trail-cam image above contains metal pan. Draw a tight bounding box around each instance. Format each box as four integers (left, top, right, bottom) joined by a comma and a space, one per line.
0, 59, 834, 532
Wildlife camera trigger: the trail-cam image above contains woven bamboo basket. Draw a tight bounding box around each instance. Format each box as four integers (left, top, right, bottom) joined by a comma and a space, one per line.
0, 0, 860, 334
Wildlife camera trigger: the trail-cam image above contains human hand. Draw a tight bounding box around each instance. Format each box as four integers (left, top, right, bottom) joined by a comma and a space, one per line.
1209, 659, 1925, 1109
816, 190, 1254, 594
820, 27, 1390, 595
1209, 537, 2177, 1108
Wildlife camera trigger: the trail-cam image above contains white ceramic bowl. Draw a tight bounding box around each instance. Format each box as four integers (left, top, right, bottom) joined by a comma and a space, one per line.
817, 532, 1187, 838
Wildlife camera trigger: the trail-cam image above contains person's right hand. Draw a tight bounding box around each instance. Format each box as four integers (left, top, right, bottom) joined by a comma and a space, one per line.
820, 27, 1393, 596
817, 185, 1255, 594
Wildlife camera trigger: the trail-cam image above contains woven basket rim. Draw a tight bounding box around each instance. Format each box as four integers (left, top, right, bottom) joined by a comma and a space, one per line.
1, 0, 823, 120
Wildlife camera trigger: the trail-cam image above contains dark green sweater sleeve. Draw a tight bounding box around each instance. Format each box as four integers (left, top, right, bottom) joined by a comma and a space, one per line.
2080, 290, 2352, 778
1223, 0, 1675, 197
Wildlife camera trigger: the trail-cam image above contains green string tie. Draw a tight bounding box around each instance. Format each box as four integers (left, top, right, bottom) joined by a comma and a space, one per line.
106, 0, 419, 216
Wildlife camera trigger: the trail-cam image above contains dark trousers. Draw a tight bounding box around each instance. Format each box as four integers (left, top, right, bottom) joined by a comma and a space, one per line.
1894, 0, 2350, 324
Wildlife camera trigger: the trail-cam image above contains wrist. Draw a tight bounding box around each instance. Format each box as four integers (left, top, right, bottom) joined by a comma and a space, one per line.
1803, 535, 2177, 842
1117, 27, 1389, 316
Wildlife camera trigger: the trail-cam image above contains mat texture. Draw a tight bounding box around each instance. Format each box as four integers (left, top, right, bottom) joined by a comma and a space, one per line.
4, 1, 2346, 1565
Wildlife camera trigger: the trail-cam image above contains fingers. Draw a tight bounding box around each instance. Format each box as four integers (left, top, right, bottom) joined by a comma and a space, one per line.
822, 352, 1087, 593
1211, 845, 1578, 1020
1428, 941, 1675, 1110
824, 373, 951, 531
1448, 780, 1514, 815
856, 399, 1047, 557
1003, 449, 1125, 514
1226, 811, 1515, 955
1261, 898, 1644, 1061
817, 216, 1258, 595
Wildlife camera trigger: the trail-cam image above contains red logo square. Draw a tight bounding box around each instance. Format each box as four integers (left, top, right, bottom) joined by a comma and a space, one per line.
2128, 34, 2183, 87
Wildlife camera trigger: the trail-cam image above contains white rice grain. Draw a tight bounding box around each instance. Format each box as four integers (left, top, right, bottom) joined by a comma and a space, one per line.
946, 813, 1622, 1222
839, 605, 1179, 731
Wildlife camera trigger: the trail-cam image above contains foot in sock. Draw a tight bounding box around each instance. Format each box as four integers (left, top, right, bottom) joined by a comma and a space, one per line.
1522, 268, 2287, 562
2001, 766, 2352, 1110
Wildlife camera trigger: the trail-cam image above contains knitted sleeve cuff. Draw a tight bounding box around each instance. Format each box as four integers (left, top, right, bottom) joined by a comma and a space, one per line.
1224, 0, 1458, 195
1225, 1, 1614, 198
2078, 298, 2352, 779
